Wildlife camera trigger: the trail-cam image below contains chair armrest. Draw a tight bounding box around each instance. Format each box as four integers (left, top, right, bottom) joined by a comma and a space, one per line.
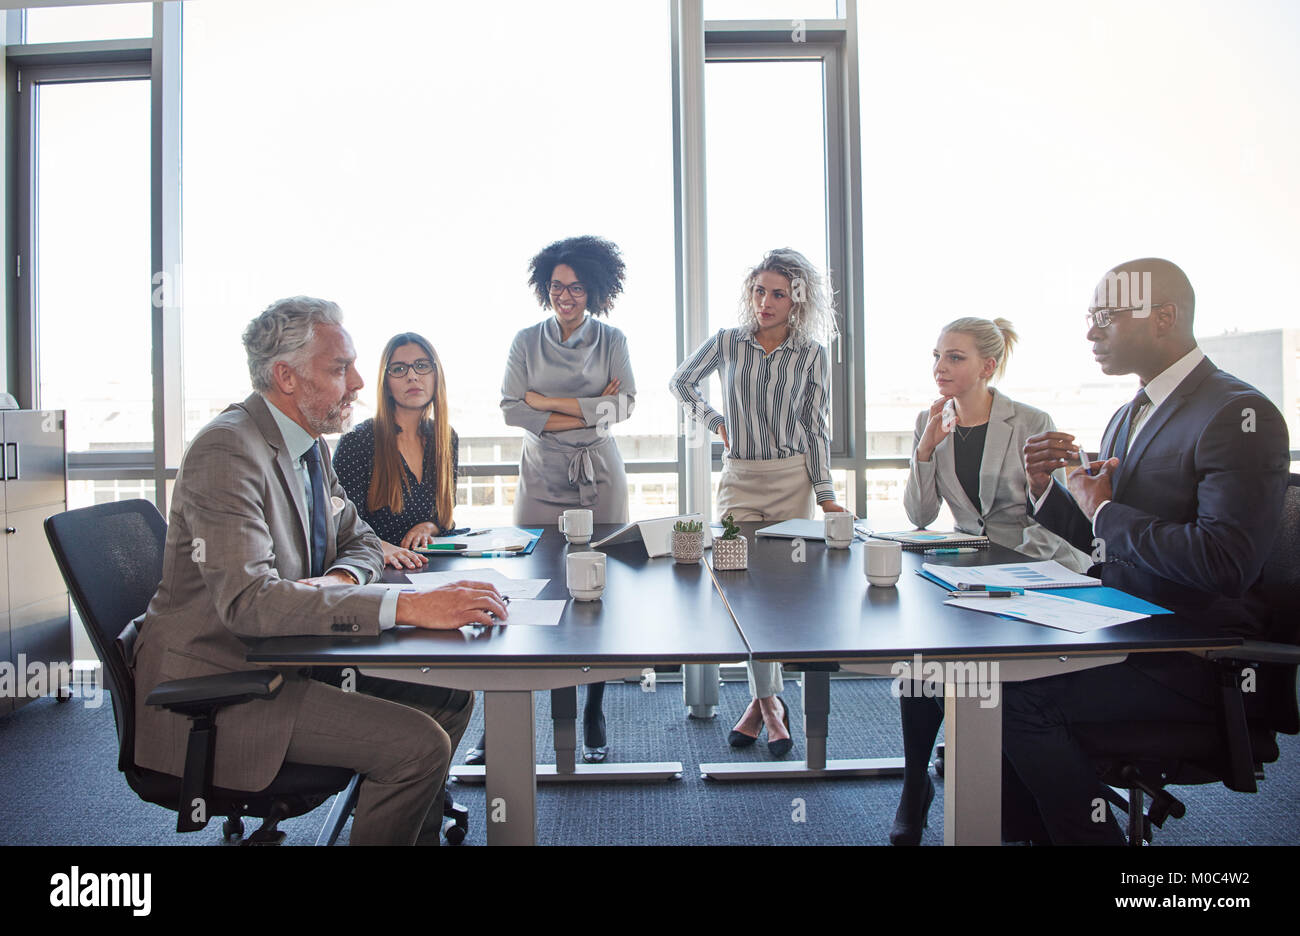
1207, 641, 1300, 665
145, 669, 283, 714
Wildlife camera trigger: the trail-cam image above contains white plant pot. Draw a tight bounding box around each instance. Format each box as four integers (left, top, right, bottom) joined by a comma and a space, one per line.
713, 535, 748, 571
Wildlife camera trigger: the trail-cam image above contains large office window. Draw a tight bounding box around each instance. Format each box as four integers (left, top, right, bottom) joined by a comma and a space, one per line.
24, 74, 152, 456
856, 0, 1300, 527
23, 3, 151, 43
181, 0, 678, 525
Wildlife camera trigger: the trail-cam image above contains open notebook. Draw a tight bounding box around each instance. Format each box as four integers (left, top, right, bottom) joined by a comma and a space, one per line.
869, 529, 990, 550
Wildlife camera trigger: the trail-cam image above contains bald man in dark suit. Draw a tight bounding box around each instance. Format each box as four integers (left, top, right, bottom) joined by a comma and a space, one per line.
1010, 258, 1290, 844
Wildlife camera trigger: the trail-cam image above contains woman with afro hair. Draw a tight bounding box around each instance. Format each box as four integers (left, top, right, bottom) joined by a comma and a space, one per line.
475, 235, 636, 765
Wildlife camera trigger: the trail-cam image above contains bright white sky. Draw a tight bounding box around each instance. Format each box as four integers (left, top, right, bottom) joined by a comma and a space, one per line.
32, 0, 1300, 456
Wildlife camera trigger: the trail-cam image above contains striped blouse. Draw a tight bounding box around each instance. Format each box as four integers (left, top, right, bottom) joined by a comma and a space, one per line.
669, 327, 834, 503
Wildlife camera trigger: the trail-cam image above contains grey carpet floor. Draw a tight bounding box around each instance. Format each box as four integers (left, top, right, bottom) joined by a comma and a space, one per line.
2, 677, 1296, 846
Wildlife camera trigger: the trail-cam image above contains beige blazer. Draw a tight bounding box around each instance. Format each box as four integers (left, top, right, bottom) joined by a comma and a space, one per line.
131, 393, 386, 791
903, 388, 1089, 572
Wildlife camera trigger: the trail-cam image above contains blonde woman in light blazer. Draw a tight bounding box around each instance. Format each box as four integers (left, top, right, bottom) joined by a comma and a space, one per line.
892, 316, 1088, 845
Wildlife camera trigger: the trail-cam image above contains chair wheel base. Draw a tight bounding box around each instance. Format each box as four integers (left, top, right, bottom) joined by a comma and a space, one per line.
242, 824, 286, 846
222, 817, 245, 841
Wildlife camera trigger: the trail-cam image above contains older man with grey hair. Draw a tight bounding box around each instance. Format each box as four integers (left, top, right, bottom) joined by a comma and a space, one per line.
131, 296, 505, 845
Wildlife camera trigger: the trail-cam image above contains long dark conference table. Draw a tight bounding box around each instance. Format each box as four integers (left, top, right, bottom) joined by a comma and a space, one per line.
245, 528, 749, 846
245, 522, 1239, 846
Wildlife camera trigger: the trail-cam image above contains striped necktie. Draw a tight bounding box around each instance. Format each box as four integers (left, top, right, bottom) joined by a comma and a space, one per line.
302, 441, 328, 578
1107, 388, 1151, 460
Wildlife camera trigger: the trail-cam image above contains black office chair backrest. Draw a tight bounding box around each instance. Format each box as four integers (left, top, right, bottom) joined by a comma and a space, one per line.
44, 499, 167, 772
1259, 474, 1300, 639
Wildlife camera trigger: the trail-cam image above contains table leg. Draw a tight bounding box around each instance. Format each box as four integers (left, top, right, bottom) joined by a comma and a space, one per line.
550, 686, 578, 774
802, 670, 829, 770
683, 663, 719, 718
944, 685, 1001, 846
484, 689, 536, 847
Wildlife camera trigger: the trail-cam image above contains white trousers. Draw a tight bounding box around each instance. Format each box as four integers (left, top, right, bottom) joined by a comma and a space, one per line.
716, 454, 815, 699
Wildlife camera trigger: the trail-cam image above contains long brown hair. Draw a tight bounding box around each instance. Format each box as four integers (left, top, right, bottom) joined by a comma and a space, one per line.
368, 333, 454, 528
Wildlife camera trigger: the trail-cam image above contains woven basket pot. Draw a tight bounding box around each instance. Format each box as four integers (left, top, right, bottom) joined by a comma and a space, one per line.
672, 530, 704, 564
712, 535, 748, 571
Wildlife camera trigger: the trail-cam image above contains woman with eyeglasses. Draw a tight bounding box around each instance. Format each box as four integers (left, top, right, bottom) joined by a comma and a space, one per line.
333, 331, 470, 842
893, 316, 1088, 845
334, 332, 458, 570
671, 247, 845, 759
491, 234, 636, 765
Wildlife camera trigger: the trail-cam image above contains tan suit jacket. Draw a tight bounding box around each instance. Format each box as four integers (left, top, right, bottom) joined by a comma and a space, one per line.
132, 393, 386, 791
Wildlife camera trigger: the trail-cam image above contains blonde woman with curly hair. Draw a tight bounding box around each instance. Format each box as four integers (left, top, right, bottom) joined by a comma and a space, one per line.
670, 247, 844, 758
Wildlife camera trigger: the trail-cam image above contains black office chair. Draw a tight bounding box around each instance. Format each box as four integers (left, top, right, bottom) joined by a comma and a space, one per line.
44, 498, 360, 845
1076, 472, 1300, 845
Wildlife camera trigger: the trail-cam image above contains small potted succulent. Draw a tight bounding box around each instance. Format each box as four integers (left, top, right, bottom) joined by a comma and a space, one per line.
671, 519, 705, 564
712, 512, 748, 571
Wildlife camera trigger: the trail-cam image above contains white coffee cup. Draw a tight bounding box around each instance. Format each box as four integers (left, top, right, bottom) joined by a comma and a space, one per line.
824, 512, 854, 549
864, 539, 902, 587
559, 508, 593, 545
566, 551, 606, 601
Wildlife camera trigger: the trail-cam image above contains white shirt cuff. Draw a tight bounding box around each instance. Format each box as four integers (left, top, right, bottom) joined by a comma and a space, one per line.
327, 563, 370, 586
1091, 499, 1111, 531
379, 587, 399, 630
1030, 484, 1052, 514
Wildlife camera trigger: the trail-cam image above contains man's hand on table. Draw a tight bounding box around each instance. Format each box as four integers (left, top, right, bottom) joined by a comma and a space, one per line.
396, 581, 509, 629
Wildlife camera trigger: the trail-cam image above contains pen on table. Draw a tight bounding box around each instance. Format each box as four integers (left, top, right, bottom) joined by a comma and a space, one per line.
421, 544, 466, 551
924, 547, 979, 554
463, 529, 491, 537
948, 588, 1023, 598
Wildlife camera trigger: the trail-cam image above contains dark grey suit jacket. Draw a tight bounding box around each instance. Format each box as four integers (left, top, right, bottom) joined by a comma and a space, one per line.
132, 393, 386, 791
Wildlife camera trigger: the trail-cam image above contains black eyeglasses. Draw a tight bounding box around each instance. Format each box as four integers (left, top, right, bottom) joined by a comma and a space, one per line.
1085, 303, 1168, 329
548, 280, 586, 298
386, 359, 434, 378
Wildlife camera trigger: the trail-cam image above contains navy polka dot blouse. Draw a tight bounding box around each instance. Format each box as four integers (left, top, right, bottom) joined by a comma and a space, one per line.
333, 418, 459, 544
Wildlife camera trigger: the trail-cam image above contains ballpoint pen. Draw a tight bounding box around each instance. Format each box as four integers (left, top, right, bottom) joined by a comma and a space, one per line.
925, 547, 979, 554
955, 584, 1024, 593
948, 589, 1023, 598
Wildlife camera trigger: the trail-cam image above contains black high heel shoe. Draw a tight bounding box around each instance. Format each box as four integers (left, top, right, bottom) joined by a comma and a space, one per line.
583, 711, 608, 763
889, 776, 936, 846
464, 731, 486, 766
728, 706, 760, 747
766, 696, 793, 758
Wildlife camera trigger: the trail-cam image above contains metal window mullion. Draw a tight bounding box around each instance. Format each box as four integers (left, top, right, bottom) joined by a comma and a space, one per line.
677, 0, 711, 518
840, 0, 866, 514
150, 1, 182, 515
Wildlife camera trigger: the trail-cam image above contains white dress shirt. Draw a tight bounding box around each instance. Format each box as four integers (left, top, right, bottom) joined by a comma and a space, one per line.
265, 398, 399, 629
1032, 346, 1205, 526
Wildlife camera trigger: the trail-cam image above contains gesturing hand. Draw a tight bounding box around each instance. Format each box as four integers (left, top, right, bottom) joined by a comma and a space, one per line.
915, 397, 954, 462
395, 581, 509, 630
1023, 431, 1079, 500
1065, 458, 1118, 522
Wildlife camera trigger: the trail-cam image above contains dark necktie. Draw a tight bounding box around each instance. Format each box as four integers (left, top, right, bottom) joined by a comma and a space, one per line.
303, 441, 328, 578
1107, 388, 1151, 461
